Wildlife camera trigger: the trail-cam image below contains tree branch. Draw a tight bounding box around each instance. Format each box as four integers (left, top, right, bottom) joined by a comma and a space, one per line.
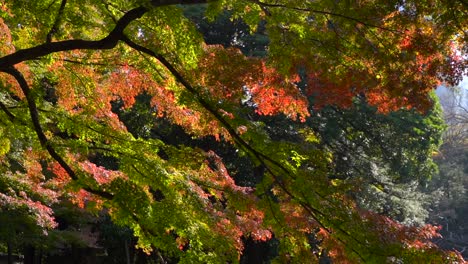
0, 0, 211, 67
150, 0, 209, 5
120, 36, 374, 256
121, 35, 298, 179
0, 6, 146, 67
46, 0, 68, 43
0, 66, 113, 199
253, 0, 401, 33
0, 101, 16, 121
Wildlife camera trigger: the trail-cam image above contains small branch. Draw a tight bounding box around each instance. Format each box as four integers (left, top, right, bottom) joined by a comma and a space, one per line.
46, 0, 67, 43
62, 58, 129, 67
457, 0, 468, 8
253, 0, 401, 33
0, 101, 16, 121
149, 0, 209, 5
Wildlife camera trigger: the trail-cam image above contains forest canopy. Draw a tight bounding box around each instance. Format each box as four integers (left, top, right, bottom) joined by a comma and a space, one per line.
0, 0, 467, 263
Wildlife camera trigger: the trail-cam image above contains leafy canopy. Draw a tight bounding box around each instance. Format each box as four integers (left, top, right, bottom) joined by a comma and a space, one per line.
0, 0, 466, 262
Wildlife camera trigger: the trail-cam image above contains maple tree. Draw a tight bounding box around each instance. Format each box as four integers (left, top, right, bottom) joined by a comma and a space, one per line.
0, 0, 467, 263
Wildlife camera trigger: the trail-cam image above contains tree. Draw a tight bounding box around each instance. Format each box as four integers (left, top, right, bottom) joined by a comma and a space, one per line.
0, 134, 59, 263
181, 5, 447, 229
0, 0, 466, 262
427, 86, 468, 257
308, 95, 445, 226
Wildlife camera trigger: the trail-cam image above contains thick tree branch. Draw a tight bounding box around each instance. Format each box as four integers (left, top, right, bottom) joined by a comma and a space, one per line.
0, 6, 146, 67
0, 0, 211, 67
0, 67, 113, 199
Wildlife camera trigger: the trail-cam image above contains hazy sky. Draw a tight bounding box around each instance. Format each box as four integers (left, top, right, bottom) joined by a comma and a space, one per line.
436, 76, 468, 112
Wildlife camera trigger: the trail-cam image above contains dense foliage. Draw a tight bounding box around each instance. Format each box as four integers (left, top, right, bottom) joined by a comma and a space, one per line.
0, 0, 466, 263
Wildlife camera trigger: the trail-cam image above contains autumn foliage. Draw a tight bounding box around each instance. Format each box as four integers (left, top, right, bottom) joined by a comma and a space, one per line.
0, 0, 466, 263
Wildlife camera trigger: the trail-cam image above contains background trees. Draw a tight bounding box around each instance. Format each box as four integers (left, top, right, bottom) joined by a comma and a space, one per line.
0, 0, 466, 263
428, 86, 468, 257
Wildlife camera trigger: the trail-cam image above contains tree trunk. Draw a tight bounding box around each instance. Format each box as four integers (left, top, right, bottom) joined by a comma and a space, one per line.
7, 241, 13, 264
23, 245, 35, 264
36, 248, 42, 264
125, 239, 131, 264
